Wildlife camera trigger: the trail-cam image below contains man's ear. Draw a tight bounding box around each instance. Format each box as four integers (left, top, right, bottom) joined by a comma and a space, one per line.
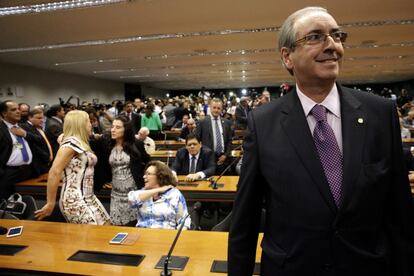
281, 47, 293, 71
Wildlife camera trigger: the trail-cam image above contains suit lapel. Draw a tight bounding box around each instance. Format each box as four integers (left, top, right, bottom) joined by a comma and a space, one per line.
0, 121, 12, 145
336, 85, 365, 215
280, 90, 337, 213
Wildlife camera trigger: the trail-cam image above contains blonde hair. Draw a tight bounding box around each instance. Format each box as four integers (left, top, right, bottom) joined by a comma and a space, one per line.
63, 110, 91, 151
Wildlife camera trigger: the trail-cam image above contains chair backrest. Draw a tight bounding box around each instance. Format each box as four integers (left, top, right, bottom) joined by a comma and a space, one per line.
21, 195, 38, 220
0, 210, 19, 220
211, 211, 232, 232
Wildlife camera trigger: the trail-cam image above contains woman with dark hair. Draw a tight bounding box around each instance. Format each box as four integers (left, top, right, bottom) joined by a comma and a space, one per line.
128, 160, 191, 229
140, 103, 162, 140
108, 115, 149, 226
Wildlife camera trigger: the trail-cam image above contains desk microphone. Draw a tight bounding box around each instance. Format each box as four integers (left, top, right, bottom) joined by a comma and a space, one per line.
162, 131, 168, 149
209, 144, 242, 189
209, 156, 241, 189
161, 201, 202, 276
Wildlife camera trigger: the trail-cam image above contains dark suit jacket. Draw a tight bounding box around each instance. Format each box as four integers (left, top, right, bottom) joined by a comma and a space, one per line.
171, 146, 216, 177
235, 105, 251, 129
0, 121, 44, 176
228, 85, 414, 276
119, 111, 141, 134
195, 115, 233, 157
20, 122, 51, 176
0, 121, 13, 177
45, 117, 63, 157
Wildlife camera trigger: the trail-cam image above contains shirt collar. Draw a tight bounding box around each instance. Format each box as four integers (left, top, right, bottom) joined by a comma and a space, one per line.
3, 120, 18, 129
296, 84, 341, 119
188, 151, 200, 160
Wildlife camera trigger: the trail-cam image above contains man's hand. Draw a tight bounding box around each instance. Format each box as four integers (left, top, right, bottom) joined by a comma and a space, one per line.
185, 173, 200, 182
217, 155, 227, 165
10, 127, 26, 137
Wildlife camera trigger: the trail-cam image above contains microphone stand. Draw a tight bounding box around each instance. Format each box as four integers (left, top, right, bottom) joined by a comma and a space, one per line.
161, 202, 201, 276
209, 156, 240, 189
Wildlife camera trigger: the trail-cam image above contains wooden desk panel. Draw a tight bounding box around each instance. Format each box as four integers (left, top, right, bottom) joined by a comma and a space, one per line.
0, 220, 262, 275
155, 140, 243, 150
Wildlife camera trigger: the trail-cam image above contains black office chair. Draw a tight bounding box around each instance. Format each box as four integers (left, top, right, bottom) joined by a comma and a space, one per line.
212, 208, 266, 232
0, 210, 19, 220
21, 195, 38, 220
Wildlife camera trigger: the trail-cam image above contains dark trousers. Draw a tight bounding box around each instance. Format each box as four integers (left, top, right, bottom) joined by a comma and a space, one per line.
0, 164, 34, 200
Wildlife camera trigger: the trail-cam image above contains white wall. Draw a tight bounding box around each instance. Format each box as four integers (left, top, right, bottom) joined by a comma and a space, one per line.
0, 62, 124, 107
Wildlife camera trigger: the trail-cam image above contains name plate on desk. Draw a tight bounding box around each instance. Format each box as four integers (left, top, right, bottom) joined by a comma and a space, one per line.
210, 260, 260, 275
177, 183, 199, 187
0, 244, 27, 256
68, 250, 145, 266
155, 256, 189, 271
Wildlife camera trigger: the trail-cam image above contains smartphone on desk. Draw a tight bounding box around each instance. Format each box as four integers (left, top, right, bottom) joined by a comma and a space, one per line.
6, 226, 23, 238
109, 232, 128, 244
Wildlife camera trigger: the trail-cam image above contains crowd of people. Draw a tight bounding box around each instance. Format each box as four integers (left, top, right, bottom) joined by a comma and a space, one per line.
0, 88, 276, 229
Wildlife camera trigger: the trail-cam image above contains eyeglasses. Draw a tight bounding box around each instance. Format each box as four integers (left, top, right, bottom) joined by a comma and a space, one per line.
294, 31, 348, 46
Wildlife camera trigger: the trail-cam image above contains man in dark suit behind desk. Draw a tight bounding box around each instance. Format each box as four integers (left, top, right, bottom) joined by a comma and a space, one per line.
195, 98, 233, 174
171, 133, 216, 182
0, 100, 39, 200
228, 7, 413, 276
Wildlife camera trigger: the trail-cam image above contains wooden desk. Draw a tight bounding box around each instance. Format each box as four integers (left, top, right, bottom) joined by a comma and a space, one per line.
0, 220, 262, 275
16, 175, 239, 202
177, 175, 238, 202
155, 140, 185, 150
164, 130, 181, 139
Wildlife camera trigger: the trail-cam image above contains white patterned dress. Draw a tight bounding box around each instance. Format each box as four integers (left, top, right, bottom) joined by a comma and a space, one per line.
109, 147, 138, 225
59, 137, 110, 225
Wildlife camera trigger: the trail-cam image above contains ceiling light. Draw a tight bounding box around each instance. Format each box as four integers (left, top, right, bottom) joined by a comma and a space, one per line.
0, 0, 131, 17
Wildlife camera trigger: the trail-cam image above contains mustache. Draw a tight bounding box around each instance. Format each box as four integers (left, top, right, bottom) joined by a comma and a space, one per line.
315, 52, 340, 62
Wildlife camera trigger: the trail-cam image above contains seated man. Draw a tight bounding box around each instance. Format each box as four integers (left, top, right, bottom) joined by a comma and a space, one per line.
178, 118, 196, 142
135, 126, 156, 154
171, 133, 216, 182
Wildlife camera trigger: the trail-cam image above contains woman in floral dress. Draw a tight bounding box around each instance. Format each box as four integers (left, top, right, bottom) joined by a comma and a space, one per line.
108, 115, 149, 226
35, 110, 110, 225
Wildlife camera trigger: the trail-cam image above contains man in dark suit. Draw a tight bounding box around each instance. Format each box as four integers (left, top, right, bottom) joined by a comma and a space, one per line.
45, 104, 65, 157
234, 96, 251, 130
120, 101, 141, 134
195, 98, 232, 174
178, 118, 196, 142
20, 108, 53, 176
228, 7, 413, 276
0, 100, 37, 200
171, 133, 216, 182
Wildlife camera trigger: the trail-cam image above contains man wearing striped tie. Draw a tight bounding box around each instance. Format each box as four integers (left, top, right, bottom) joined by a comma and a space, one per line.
0, 100, 38, 200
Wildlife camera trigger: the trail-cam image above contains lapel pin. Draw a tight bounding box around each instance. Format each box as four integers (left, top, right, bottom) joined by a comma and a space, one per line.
357, 118, 364, 124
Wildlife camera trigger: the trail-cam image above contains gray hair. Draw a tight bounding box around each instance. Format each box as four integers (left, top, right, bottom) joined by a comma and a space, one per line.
278, 7, 328, 75
139, 126, 150, 135
278, 6, 328, 51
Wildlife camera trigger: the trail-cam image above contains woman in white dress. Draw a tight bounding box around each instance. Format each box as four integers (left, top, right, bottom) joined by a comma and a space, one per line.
35, 110, 110, 225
